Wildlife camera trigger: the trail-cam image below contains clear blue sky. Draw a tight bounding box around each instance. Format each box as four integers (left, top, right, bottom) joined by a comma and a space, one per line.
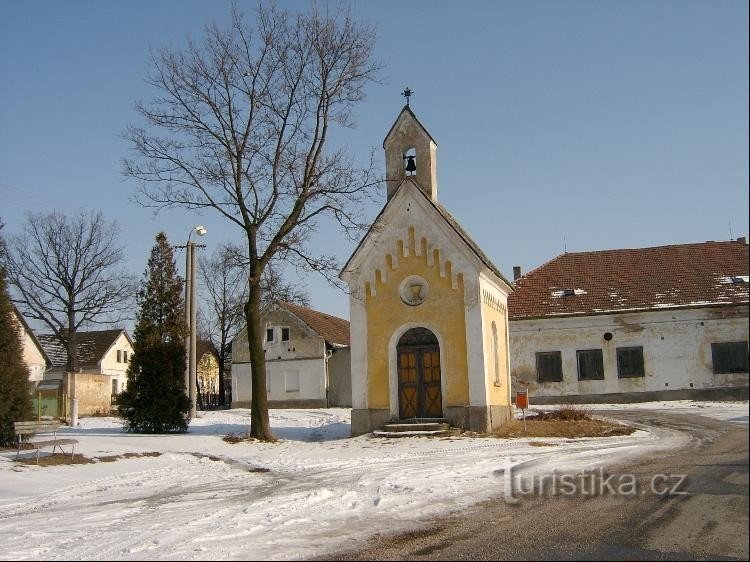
1, 0, 748, 326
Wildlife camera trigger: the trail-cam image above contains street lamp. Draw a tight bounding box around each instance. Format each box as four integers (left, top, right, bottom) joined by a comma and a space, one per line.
185, 225, 206, 418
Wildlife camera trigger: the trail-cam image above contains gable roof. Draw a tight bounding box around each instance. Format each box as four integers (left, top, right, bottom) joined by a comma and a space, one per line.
508, 240, 749, 320
341, 178, 513, 290
278, 301, 350, 347
383, 105, 437, 148
37, 329, 131, 370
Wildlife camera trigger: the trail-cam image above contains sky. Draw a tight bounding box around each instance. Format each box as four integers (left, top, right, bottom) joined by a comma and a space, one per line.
1, 0, 748, 327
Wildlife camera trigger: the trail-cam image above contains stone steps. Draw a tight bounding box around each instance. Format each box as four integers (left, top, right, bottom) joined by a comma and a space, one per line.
372, 418, 455, 438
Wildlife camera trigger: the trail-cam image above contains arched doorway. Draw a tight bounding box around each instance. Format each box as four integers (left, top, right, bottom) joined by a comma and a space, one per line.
397, 327, 442, 419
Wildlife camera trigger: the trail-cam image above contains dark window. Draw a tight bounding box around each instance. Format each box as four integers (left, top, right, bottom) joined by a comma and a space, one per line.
711, 342, 749, 374
111, 379, 118, 396
116, 350, 122, 363
123, 350, 128, 362
281, 327, 290, 342
577, 349, 604, 380
617, 347, 644, 378
536, 351, 563, 382
266, 328, 274, 342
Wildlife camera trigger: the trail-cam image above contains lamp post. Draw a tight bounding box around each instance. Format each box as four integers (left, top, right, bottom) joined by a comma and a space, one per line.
184, 225, 206, 418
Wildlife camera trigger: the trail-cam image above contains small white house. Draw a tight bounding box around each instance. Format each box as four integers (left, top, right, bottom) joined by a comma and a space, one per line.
508, 239, 749, 403
231, 301, 351, 408
37, 329, 134, 397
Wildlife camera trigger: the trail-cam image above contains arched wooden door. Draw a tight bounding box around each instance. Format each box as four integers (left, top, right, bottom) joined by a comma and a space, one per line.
397, 327, 442, 419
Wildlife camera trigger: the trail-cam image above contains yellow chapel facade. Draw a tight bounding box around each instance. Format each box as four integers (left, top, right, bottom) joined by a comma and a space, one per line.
341, 106, 515, 435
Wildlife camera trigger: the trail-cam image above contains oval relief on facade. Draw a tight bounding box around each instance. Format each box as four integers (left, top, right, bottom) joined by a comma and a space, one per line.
399, 275, 429, 306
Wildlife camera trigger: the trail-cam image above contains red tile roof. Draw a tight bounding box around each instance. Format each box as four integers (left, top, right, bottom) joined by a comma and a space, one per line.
508, 240, 749, 320
279, 301, 350, 346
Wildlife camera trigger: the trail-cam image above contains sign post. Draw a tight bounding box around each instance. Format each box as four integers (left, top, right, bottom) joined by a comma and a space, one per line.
516, 390, 528, 432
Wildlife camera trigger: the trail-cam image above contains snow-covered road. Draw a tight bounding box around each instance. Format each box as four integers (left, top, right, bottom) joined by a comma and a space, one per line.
0, 402, 746, 560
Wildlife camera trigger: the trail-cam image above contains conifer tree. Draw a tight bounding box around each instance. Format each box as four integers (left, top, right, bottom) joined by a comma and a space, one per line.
119, 232, 190, 433
0, 228, 33, 444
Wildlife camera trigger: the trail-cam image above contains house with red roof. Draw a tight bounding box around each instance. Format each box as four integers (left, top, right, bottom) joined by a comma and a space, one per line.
230, 301, 351, 408
508, 239, 749, 403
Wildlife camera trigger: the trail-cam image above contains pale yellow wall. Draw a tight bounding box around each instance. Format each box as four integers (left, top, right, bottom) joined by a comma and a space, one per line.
198, 352, 220, 393
480, 288, 511, 407
98, 333, 132, 377
64, 372, 111, 415
10, 311, 47, 382
365, 226, 469, 409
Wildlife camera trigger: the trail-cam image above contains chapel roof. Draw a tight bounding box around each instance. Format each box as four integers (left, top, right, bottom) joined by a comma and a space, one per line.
508, 239, 749, 320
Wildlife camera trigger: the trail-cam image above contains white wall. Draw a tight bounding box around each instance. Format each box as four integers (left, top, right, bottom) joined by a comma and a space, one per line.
232, 357, 327, 405
510, 305, 748, 397
98, 332, 133, 394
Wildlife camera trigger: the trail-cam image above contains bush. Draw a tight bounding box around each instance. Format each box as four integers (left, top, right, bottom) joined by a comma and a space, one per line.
119, 341, 190, 433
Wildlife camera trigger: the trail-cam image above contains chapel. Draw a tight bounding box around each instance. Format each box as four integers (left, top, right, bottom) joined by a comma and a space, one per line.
341, 103, 515, 435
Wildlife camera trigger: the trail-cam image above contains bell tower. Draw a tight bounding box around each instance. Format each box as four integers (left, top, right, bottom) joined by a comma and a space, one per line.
383, 98, 438, 202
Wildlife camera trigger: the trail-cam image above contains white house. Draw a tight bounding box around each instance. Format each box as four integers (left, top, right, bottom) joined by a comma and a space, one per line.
37, 329, 134, 397
508, 239, 749, 403
231, 301, 351, 408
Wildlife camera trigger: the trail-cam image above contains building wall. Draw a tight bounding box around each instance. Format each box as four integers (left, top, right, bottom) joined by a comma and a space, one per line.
344, 183, 515, 433
98, 332, 133, 395
328, 347, 352, 407
363, 225, 470, 414
231, 357, 327, 407
9, 311, 47, 383
231, 308, 329, 408
17, 323, 47, 383
509, 305, 749, 398
479, 275, 512, 413
63, 372, 112, 416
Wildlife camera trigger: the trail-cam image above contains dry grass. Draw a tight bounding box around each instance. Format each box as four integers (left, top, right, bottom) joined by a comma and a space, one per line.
532, 405, 592, 421
490, 417, 634, 439
17, 451, 162, 467
17, 453, 95, 466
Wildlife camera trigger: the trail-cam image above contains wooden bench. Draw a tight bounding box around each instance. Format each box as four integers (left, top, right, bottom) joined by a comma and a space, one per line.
14, 421, 79, 464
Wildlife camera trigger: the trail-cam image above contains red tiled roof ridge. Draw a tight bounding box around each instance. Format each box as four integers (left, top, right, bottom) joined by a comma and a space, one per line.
277, 301, 350, 346
509, 240, 748, 320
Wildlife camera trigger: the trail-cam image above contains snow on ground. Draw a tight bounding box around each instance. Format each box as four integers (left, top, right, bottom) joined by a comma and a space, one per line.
0, 402, 745, 560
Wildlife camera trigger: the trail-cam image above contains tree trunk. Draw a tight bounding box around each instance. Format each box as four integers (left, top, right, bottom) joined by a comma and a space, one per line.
246, 281, 275, 441
67, 309, 79, 372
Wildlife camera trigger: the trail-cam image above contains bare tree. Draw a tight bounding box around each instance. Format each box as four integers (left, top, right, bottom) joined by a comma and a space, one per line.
124, 3, 381, 440
198, 242, 247, 407
259, 261, 311, 311
199, 243, 311, 406
2, 210, 135, 372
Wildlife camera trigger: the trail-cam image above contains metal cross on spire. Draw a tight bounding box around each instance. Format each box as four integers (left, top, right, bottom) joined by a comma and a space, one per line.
401, 87, 413, 107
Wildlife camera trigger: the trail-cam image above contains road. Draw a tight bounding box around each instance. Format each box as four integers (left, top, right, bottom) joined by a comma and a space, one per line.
328, 410, 749, 561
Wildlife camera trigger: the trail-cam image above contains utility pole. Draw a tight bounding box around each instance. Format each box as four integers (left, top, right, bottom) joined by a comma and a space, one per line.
180, 225, 206, 418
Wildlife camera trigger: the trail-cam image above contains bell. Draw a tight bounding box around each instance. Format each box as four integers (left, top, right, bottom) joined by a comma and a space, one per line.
405, 155, 417, 174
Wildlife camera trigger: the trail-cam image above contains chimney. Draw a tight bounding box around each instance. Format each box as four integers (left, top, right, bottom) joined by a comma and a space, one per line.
737, 236, 747, 244
513, 266, 522, 281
